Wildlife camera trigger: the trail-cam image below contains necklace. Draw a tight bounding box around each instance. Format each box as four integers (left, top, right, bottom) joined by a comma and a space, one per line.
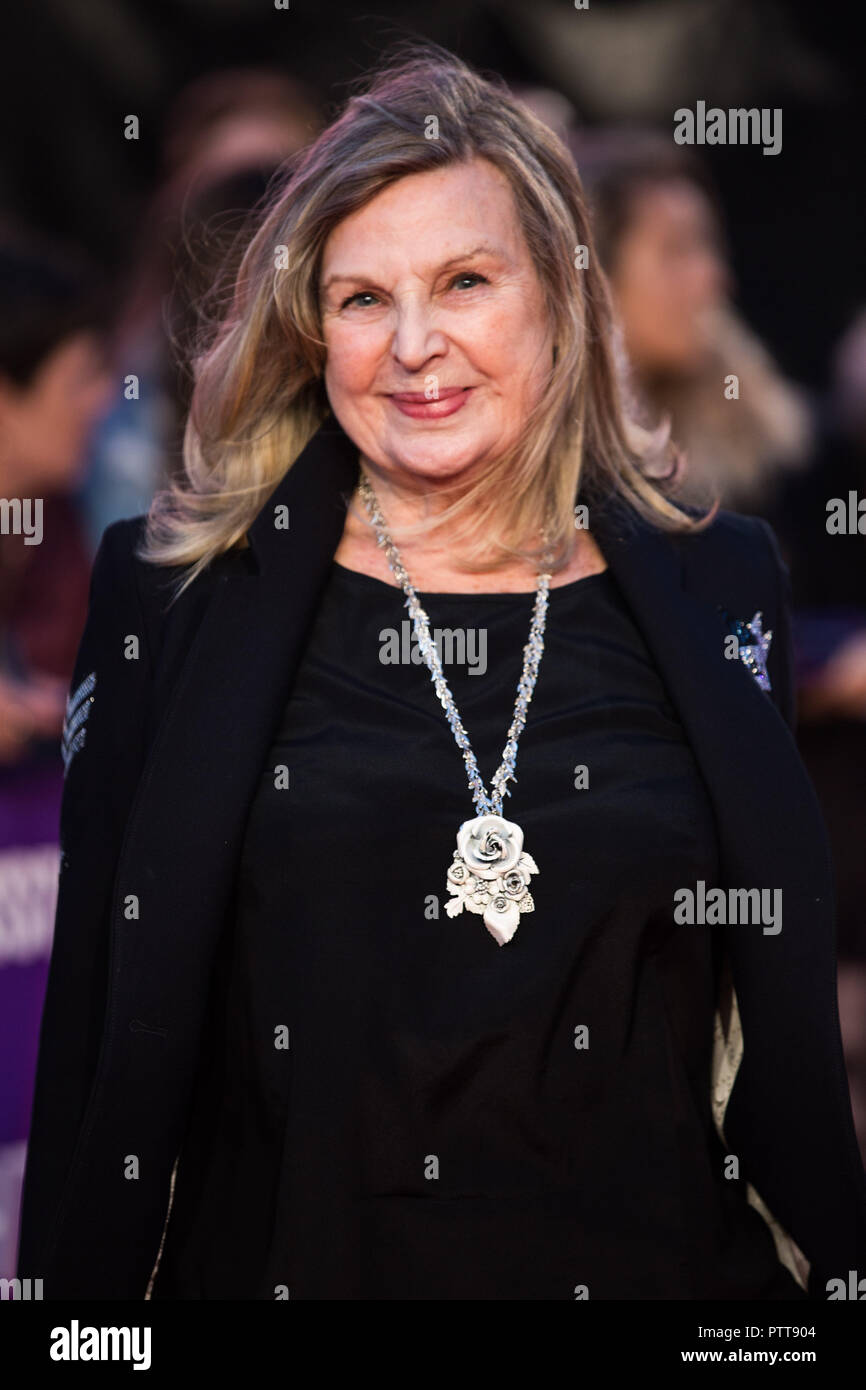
357, 471, 554, 946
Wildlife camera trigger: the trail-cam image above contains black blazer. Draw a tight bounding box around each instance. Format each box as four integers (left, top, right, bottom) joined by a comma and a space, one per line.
17, 416, 866, 1299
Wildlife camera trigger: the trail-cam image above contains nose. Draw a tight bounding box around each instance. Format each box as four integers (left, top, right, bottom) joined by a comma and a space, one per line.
391, 296, 447, 372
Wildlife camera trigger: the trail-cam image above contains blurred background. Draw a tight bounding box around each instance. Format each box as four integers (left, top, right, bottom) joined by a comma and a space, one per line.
1, 0, 864, 1279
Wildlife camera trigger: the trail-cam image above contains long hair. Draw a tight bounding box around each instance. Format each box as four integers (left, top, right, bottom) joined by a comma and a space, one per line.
140, 44, 705, 593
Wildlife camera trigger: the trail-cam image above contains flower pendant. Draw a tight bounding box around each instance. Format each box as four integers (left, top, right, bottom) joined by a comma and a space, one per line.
445, 813, 539, 946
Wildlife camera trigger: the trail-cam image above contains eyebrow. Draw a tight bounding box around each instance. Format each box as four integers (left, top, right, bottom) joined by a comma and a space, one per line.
320, 243, 503, 295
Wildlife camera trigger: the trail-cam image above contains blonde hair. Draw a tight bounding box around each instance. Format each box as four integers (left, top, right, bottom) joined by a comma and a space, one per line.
140, 43, 707, 593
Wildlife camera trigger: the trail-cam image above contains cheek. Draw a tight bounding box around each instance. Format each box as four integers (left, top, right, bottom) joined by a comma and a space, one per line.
324, 322, 387, 395
686, 258, 722, 309
43, 387, 79, 436
635, 258, 672, 317
468, 297, 549, 381
83, 372, 113, 419
21, 394, 62, 453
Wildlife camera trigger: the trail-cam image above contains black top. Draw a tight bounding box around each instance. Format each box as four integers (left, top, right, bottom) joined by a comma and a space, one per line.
153, 560, 808, 1300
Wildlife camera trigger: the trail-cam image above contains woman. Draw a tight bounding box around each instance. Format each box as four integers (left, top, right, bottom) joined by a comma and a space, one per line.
17, 48, 866, 1300
80, 66, 322, 551
566, 127, 812, 513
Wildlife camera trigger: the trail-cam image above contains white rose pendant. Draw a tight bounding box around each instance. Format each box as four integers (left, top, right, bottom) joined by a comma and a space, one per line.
445, 813, 539, 946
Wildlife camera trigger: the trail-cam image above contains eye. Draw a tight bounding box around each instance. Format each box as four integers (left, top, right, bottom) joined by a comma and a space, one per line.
449, 272, 488, 291
340, 290, 380, 310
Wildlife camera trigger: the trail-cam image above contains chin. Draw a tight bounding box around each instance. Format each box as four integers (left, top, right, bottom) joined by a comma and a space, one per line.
383, 438, 492, 481
385, 419, 502, 474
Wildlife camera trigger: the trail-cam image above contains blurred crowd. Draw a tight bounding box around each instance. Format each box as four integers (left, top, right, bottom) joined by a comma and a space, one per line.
2, 64, 865, 1277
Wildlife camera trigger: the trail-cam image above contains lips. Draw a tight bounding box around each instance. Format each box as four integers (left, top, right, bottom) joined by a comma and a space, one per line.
387, 386, 474, 419
389, 387, 468, 402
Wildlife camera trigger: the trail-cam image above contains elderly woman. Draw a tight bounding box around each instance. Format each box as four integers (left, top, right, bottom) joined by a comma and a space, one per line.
17, 48, 866, 1301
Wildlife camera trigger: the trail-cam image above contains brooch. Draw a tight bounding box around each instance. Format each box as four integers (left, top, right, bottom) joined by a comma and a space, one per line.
61, 670, 96, 773
723, 611, 772, 692
445, 814, 540, 946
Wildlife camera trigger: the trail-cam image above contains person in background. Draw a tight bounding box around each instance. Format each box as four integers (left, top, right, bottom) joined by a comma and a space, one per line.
0, 231, 113, 756
557, 125, 813, 513
0, 229, 112, 1279
80, 68, 322, 551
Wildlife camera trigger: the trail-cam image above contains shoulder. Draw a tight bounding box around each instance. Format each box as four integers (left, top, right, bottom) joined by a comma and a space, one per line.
598, 491, 789, 601
671, 505, 787, 589
62, 513, 244, 782
90, 514, 241, 670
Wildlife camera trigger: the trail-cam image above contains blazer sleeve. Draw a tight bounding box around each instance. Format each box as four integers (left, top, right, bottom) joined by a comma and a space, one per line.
754, 516, 797, 732
16, 517, 155, 1281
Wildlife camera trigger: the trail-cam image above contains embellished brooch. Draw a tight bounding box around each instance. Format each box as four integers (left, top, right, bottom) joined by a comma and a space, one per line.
445, 814, 539, 946
61, 670, 96, 773
723, 611, 773, 693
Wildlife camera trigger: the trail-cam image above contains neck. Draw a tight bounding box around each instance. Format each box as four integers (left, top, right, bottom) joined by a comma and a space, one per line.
353, 454, 491, 561
358, 454, 479, 524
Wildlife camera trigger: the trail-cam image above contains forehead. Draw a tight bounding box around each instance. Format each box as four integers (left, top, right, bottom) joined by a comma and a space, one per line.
629, 178, 715, 231
320, 157, 525, 267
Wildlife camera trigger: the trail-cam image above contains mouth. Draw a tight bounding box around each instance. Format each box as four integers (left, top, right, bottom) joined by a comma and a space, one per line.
387, 386, 474, 420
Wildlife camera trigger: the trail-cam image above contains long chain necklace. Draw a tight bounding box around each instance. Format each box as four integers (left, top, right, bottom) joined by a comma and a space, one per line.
357, 471, 554, 946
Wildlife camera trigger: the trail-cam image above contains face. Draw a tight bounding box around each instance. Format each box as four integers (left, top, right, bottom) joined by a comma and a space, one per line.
319, 157, 554, 490
0, 331, 112, 490
609, 180, 729, 375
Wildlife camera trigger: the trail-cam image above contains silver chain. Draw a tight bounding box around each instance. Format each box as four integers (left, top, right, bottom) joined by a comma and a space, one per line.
357, 471, 555, 818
